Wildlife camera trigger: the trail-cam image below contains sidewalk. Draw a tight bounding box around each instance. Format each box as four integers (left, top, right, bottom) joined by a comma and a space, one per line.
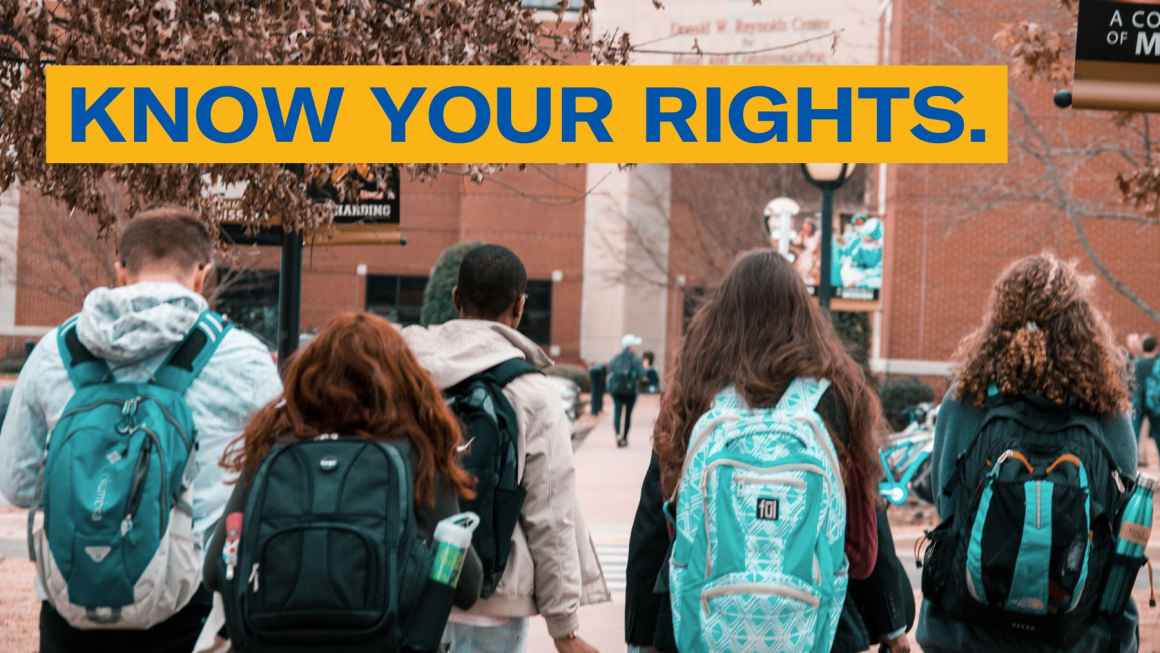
4, 399, 1160, 652
525, 395, 658, 652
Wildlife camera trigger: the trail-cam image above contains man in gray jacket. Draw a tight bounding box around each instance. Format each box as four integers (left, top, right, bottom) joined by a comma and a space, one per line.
403, 244, 608, 653
0, 207, 281, 652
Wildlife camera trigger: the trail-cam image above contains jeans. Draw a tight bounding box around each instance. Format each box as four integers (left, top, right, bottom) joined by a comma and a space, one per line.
39, 586, 213, 653
613, 393, 638, 440
442, 618, 529, 653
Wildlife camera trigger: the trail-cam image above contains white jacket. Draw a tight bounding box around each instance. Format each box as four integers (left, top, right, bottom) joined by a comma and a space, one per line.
401, 320, 609, 638
0, 282, 282, 556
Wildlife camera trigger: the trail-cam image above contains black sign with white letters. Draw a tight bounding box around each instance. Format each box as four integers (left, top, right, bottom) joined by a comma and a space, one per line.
1077, 0, 1160, 63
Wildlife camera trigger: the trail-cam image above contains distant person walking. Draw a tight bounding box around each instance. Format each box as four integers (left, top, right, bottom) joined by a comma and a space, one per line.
641, 351, 661, 395
608, 335, 645, 448
917, 253, 1138, 653
1132, 335, 1158, 461
588, 363, 607, 416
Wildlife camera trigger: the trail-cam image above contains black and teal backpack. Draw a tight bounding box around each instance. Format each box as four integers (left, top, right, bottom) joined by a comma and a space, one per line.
30, 311, 228, 629
607, 350, 640, 396
444, 358, 539, 597
219, 436, 439, 652
920, 396, 1126, 646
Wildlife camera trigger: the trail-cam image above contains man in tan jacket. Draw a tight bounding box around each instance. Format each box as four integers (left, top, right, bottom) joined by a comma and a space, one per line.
402, 244, 609, 653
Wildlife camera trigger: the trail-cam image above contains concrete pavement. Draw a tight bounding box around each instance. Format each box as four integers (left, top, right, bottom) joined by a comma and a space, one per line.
525, 395, 658, 652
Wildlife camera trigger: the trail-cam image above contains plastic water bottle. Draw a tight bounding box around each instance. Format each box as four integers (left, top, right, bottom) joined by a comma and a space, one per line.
431, 512, 480, 587
1100, 473, 1155, 614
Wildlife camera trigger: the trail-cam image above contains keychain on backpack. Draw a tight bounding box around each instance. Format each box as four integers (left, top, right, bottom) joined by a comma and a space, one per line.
223, 512, 243, 581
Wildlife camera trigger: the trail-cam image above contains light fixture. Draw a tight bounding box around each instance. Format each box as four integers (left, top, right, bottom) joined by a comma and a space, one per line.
801, 163, 857, 190
799, 163, 857, 310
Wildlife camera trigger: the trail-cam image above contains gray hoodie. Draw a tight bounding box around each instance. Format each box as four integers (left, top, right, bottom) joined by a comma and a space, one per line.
0, 282, 282, 559
402, 319, 609, 639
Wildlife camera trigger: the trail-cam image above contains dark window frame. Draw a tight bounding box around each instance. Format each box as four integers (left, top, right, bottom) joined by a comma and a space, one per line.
365, 274, 429, 327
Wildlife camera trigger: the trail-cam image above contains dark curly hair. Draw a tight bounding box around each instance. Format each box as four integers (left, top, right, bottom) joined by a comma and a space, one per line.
954, 253, 1128, 415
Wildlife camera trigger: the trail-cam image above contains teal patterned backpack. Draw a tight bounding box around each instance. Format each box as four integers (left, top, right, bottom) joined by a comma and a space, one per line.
669, 378, 847, 652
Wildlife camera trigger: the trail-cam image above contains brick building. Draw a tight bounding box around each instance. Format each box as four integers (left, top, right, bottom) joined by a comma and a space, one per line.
0, 165, 589, 363
876, 0, 1160, 387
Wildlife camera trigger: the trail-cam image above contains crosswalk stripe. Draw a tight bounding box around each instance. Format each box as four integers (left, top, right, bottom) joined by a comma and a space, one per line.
596, 543, 629, 595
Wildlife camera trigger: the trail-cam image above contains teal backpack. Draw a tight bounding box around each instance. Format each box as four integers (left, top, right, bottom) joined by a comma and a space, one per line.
669, 378, 847, 653
1146, 358, 1160, 417
28, 311, 229, 629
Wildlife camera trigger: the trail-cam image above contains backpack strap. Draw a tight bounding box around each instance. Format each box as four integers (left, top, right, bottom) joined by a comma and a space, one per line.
774, 377, 832, 415
482, 358, 542, 388
153, 311, 233, 394
57, 315, 112, 390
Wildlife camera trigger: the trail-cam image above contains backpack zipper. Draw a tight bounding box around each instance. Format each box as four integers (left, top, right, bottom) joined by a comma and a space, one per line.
248, 562, 260, 592
1036, 481, 1042, 529
121, 434, 154, 535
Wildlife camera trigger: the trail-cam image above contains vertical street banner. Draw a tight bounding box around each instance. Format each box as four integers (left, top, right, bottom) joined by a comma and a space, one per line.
1073, 0, 1160, 111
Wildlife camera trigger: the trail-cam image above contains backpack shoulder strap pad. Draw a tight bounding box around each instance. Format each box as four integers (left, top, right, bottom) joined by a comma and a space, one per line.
57, 315, 112, 390
153, 311, 233, 394
773, 377, 832, 416
486, 357, 541, 388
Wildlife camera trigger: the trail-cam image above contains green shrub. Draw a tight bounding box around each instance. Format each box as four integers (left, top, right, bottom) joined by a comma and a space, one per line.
545, 364, 591, 393
880, 376, 937, 431
421, 241, 482, 326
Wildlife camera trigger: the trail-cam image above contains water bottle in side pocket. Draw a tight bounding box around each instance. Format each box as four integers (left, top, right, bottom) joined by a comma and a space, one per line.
1100, 473, 1155, 615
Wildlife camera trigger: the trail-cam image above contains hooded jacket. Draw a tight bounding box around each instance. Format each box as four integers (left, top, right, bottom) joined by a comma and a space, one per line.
401, 319, 609, 639
0, 282, 282, 563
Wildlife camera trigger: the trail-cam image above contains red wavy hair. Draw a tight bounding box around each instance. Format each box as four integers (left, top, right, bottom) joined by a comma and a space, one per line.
221, 312, 473, 506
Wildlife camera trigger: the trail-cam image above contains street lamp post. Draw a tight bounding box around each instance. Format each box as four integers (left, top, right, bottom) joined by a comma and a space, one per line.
800, 163, 857, 310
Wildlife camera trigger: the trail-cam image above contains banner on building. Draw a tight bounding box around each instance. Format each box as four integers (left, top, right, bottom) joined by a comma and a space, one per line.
769, 210, 884, 304
1073, 0, 1160, 112
210, 164, 402, 246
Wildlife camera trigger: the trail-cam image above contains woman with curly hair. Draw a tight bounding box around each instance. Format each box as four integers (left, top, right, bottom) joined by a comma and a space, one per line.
917, 253, 1138, 653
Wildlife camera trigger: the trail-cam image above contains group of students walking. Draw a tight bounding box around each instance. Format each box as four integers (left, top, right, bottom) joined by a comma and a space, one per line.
0, 204, 1149, 653
0, 209, 605, 653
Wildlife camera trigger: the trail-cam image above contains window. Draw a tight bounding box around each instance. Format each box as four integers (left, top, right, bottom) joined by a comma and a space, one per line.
682, 287, 707, 334
366, 275, 428, 327
519, 280, 552, 346
214, 269, 279, 349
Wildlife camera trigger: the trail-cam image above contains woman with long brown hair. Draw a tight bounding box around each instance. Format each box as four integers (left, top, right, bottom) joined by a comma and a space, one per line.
204, 312, 482, 650
916, 253, 1137, 653
625, 249, 900, 653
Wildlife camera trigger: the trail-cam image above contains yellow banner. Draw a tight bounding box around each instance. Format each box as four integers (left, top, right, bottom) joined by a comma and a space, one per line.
45, 65, 1008, 164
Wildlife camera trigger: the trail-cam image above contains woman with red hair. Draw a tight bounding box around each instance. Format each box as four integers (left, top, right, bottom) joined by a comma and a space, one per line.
204, 312, 482, 650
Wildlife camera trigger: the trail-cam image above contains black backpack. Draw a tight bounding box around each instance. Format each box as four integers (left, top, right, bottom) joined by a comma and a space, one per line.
607, 351, 640, 396
220, 436, 440, 653
920, 397, 1126, 646
444, 358, 540, 597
